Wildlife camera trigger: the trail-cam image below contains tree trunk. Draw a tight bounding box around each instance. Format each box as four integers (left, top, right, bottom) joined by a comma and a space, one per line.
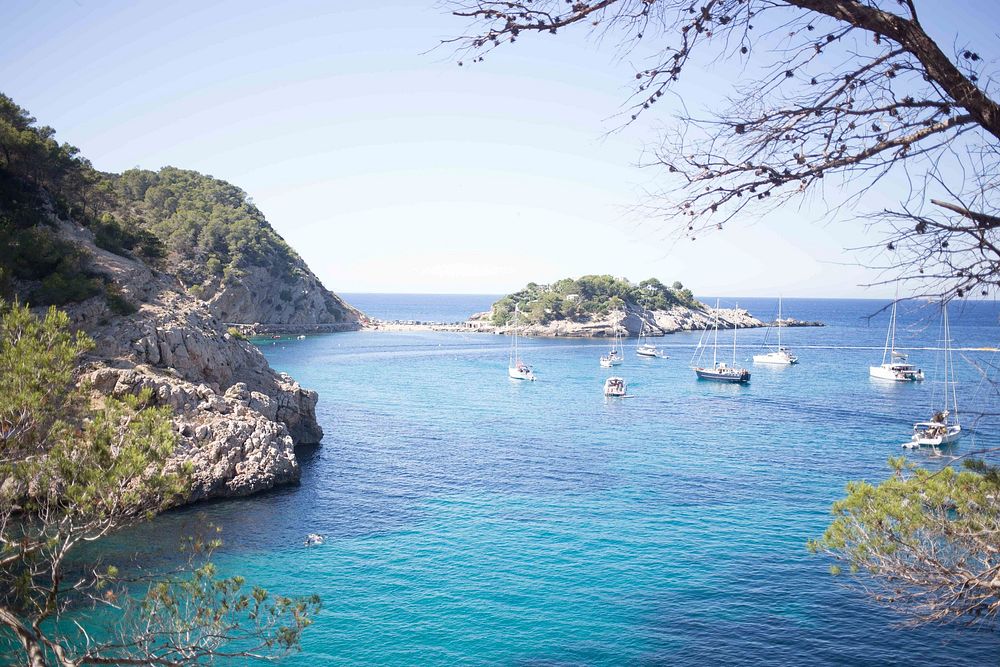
788, 0, 1000, 141
0, 607, 48, 667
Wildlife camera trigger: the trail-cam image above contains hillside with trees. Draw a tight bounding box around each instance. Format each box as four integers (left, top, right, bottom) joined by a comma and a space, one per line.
0, 93, 359, 328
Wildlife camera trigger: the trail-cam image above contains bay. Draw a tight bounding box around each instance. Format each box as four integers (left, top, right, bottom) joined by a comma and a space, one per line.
121, 296, 1000, 665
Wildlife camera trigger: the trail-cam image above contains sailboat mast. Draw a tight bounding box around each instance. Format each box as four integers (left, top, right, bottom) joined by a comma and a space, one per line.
732, 304, 738, 365
881, 300, 895, 365
777, 297, 782, 349
712, 300, 719, 367
511, 305, 518, 365
945, 302, 959, 422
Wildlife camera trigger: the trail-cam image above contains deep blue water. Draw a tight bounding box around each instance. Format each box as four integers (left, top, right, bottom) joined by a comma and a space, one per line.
125, 296, 1000, 665
342, 293, 501, 324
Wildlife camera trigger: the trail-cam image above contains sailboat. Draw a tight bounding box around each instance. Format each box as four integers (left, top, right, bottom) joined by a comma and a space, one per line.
636, 315, 666, 358
869, 298, 924, 381
600, 322, 624, 367
507, 304, 535, 381
692, 301, 751, 383
753, 297, 798, 365
907, 302, 961, 447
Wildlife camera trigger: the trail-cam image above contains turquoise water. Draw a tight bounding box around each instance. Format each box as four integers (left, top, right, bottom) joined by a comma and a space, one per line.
131, 298, 1000, 664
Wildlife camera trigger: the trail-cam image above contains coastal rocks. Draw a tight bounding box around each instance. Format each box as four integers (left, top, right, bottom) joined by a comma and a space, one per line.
65, 269, 324, 447
198, 263, 362, 330
40, 215, 327, 504
84, 366, 300, 500
474, 303, 767, 338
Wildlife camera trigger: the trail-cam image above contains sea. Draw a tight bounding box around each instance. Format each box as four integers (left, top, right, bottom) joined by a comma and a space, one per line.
115, 295, 1000, 665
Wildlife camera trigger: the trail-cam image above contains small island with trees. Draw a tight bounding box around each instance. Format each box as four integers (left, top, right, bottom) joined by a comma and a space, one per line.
471, 274, 821, 337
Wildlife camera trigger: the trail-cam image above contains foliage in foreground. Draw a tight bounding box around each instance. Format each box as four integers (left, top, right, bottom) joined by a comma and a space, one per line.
0, 302, 318, 666
491, 275, 698, 325
811, 457, 1000, 627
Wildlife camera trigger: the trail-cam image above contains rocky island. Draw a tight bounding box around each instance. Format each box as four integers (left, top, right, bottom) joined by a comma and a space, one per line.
468, 276, 822, 337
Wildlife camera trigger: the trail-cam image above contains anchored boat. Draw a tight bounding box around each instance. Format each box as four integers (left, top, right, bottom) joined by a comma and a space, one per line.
692, 300, 750, 384
753, 297, 798, 365
869, 298, 924, 381
907, 302, 961, 448
507, 304, 535, 381
603, 376, 627, 397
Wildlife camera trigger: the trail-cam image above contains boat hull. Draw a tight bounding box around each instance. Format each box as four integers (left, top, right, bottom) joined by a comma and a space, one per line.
508, 366, 535, 381
694, 368, 751, 383
869, 365, 924, 381
753, 352, 797, 365
907, 425, 962, 447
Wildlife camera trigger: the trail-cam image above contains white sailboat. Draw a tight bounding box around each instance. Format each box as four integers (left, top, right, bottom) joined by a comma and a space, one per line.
600, 322, 624, 367
636, 315, 666, 358
691, 301, 751, 383
507, 304, 535, 381
753, 297, 798, 365
907, 302, 961, 448
869, 298, 924, 381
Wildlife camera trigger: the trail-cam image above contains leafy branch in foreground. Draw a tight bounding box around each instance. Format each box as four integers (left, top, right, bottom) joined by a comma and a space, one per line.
810, 455, 1000, 627
0, 302, 318, 666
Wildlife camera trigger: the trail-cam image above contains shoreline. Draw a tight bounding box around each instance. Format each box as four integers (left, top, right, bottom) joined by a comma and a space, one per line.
361, 318, 824, 337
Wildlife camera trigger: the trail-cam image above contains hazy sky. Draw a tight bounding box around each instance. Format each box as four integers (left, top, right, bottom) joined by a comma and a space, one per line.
2, 1, 997, 296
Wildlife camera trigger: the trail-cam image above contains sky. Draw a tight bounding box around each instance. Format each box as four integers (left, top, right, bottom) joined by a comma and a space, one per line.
2, 1, 998, 297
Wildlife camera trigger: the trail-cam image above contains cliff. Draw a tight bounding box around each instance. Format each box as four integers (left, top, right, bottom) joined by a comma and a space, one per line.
51, 216, 319, 501
0, 93, 347, 502
114, 167, 362, 330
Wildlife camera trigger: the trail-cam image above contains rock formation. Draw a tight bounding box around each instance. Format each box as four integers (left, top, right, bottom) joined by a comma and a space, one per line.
49, 217, 325, 501
472, 302, 766, 337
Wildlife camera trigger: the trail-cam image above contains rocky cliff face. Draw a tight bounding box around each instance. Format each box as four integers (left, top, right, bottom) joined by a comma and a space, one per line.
48, 218, 322, 501
196, 260, 361, 329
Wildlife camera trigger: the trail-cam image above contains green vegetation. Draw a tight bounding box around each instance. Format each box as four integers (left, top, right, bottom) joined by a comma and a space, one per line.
227, 325, 248, 340
114, 166, 303, 288
0, 93, 314, 314
811, 457, 1000, 627
0, 94, 164, 309
0, 303, 318, 664
490, 275, 700, 326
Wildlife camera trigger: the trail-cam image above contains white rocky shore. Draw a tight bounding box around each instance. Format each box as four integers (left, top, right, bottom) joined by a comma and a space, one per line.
465, 302, 822, 338
51, 218, 324, 502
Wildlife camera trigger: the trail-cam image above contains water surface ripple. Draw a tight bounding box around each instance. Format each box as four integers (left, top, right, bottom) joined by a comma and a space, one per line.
134, 298, 1000, 664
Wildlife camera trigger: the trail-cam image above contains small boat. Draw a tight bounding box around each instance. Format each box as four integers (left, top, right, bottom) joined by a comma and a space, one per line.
507, 304, 536, 381
603, 376, 627, 397
305, 533, 325, 546
753, 297, 798, 365
600, 325, 625, 367
297, 334, 306, 340
692, 300, 750, 384
870, 298, 924, 381
906, 303, 961, 448
636, 316, 667, 358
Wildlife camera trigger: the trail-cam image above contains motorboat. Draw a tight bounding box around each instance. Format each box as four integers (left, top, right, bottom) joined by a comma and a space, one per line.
603, 376, 627, 397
